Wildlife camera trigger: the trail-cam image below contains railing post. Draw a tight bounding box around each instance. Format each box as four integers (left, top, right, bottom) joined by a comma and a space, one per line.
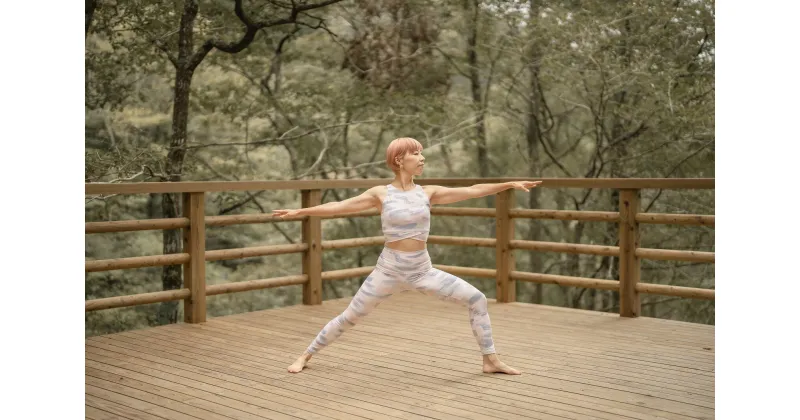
182, 192, 206, 323
618, 189, 641, 317
301, 189, 322, 305
495, 189, 516, 303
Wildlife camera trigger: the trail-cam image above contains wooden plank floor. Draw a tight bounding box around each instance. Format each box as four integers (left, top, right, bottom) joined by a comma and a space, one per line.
85, 291, 715, 420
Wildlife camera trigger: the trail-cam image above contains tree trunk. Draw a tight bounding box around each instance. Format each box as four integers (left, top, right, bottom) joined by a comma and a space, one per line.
86, 0, 97, 37
157, 0, 199, 325
465, 0, 493, 210
525, 0, 544, 303
156, 67, 192, 324
147, 193, 160, 219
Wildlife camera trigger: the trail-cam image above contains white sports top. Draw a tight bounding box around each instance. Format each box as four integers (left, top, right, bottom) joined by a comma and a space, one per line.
381, 184, 431, 242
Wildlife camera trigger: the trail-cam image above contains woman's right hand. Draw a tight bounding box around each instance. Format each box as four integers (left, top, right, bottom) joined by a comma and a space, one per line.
272, 209, 303, 219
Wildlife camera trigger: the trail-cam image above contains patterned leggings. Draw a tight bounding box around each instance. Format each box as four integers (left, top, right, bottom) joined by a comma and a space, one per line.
306, 247, 497, 355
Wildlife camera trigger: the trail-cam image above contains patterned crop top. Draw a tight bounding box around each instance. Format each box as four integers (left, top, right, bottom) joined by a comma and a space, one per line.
381, 184, 431, 242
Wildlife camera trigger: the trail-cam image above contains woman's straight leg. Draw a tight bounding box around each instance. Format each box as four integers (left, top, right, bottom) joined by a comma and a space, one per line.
305, 267, 407, 355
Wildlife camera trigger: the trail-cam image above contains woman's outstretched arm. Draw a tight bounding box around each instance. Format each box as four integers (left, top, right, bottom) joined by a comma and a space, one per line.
273, 187, 380, 219
427, 181, 542, 205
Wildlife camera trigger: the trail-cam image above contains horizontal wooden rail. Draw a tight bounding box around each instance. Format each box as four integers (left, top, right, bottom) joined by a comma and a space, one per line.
321, 235, 499, 249
85, 178, 715, 195
636, 283, 715, 300
85, 253, 190, 272
322, 209, 379, 219
87, 209, 495, 235
510, 240, 620, 256
321, 236, 385, 250
428, 235, 496, 247
206, 275, 308, 296
85, 266, 714, 312
83, 210, 715, 234
321, 266, 375, 281
432, 207, 496, 217
320, 207, 499, 219
636, 248, 715, 263
87, 214, 303, 234
510, 271, 620, 290
205, 243, 308, 261
85, 288, 191, 311
433, 264, 497, 279
510, 209, 619, 222
205, 214, 305, 226
635, 213, 714, 226
85, 218, 190, 234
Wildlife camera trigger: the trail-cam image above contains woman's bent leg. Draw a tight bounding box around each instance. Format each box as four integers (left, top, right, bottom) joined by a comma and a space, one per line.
410, 268, 520, 374
411, 268, 496, 355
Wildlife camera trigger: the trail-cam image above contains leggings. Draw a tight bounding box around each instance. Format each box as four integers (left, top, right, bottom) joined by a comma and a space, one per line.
306, 247, 497, 355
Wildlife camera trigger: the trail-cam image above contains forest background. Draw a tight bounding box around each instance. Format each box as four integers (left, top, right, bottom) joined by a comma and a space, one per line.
85, 0, 715, 336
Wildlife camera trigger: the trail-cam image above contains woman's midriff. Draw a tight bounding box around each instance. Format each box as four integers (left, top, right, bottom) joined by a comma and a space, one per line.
384, 238, 427, 252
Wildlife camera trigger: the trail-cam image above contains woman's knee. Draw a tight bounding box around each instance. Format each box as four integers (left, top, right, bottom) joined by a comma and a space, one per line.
468, 290, 488, 308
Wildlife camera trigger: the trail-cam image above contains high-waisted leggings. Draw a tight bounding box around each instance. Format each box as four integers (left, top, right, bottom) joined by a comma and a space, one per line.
306, 247, 497, 355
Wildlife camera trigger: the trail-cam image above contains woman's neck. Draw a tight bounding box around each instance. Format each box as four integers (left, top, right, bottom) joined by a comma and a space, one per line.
393, 173, 415, 190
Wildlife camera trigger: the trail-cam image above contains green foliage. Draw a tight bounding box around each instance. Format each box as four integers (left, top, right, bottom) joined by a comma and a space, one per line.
86, 0, 715, 336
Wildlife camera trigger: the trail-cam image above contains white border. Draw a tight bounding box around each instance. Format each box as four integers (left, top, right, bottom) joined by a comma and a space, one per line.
2, 2, 83, 418
3, 1, 798, 417
717, 0, 799, 417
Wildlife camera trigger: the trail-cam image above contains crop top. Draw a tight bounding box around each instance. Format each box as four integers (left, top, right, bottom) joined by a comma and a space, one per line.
381, 184, 431, 242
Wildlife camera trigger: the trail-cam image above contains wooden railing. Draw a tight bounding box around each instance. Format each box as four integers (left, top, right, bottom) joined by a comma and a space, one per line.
85, 178, 715, 321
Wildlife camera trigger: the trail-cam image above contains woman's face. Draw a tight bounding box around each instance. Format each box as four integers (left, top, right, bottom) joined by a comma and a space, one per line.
397, 149, 425, 175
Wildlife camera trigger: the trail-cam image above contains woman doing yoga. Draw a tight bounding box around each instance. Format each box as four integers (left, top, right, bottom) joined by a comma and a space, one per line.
272, 137, 541, 375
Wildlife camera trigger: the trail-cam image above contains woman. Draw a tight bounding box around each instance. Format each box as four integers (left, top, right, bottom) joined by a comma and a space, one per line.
273, 137, 541, 374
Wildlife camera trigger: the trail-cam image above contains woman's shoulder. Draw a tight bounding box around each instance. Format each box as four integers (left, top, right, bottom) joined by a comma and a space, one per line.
366, 185, 390, 202
421, 185, 441, 193
421, 185, 439, 201
367, 185, 390, 194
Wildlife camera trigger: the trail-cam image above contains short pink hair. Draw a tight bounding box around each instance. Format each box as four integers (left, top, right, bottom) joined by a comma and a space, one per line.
386, 137, 423, 173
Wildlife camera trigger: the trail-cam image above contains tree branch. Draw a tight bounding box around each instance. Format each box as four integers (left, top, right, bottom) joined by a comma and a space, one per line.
299, 122, 479, 179
433, 45, 470, 79
187, 0, 344, 71
294, 125, 331, 179
154, 39, 179, 68
644, 139, 714, 212
184, 120, 382, 150
260, 25, 303, 95
602, 122, 648, 153
538, 132, 574, 178
194, 154, 296, 243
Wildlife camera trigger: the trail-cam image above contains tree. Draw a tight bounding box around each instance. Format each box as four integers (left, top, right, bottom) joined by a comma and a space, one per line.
86, 0, 715, 332
88, 0, 345, 324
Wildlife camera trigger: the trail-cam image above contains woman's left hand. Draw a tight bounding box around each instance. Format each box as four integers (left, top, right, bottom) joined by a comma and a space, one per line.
509, 181, 542, 192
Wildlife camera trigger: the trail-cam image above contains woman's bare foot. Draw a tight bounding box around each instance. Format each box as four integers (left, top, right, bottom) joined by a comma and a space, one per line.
482, 354, 521, 375
287, 352, 313, 373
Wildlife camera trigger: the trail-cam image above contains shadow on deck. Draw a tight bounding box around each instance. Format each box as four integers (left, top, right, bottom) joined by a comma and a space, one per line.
85, 292, 714, 420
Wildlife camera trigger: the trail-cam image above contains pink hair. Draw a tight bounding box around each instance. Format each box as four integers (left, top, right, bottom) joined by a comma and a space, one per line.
385, 137, 423, 173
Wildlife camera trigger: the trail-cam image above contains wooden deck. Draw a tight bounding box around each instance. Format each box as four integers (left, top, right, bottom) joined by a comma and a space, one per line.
85, 292, 715, 420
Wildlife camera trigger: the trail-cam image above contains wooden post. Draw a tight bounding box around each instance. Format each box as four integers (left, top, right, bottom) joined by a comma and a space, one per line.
495, 189, 516, 303
301, 189, 322, 305
618, 189, 641, 317
182, 192, 206, 323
